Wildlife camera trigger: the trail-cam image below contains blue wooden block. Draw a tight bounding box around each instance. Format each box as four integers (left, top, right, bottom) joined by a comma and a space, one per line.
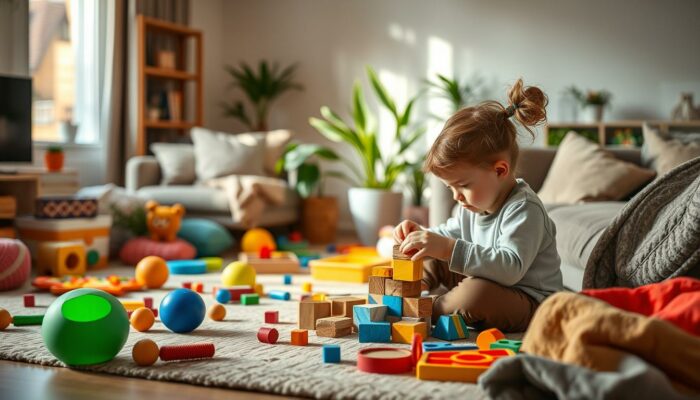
322, 344, 341, 363
368, 294, 381, 305
382, 295, 402, 317
358, 321, 391, 343
353, 304, 387, 326
422, 342, 478, 352
283, 274, 292, 285
432, 314, 468, 341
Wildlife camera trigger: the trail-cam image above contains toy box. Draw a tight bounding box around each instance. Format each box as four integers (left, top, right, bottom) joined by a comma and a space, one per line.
309, 254, 390, 283
16, 215, 112, 269
238, 251, 302, 274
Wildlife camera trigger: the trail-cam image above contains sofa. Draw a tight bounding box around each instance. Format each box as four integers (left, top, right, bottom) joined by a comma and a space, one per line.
430, 146, 645, 291
125, 155, 299, 230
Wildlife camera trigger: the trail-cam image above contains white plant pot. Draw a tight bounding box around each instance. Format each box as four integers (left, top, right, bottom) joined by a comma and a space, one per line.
348, 188, 403, 245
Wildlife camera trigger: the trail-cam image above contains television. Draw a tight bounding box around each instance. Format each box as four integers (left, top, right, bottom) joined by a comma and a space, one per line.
0, 75, 32, 162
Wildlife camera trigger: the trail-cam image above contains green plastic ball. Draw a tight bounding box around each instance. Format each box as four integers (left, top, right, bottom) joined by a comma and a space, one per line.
41, 288, 129, 366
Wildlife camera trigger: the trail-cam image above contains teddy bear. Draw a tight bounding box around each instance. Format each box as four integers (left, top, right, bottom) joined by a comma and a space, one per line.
145, 200, 185, 242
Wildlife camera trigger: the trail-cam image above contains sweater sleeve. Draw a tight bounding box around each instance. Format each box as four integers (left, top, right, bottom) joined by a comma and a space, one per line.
427, 207, 466, 239
448, 200, 547, 286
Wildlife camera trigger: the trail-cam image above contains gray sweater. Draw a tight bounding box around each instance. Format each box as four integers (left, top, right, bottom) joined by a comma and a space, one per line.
429, 179, 563, 303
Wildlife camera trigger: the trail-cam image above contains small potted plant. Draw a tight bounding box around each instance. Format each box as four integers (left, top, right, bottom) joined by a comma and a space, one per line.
44, 146, 64, 172
276, 143, 350, 244
403, 159, 429, 227
567, 86, 612, 122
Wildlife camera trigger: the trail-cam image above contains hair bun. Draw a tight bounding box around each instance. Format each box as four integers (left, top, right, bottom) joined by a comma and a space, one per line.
507, 78, 548, 127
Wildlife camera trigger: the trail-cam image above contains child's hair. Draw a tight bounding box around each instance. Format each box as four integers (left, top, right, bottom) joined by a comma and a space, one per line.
424, 78, 548, 174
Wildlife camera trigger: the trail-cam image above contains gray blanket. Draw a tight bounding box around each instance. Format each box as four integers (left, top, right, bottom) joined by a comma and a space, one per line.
478, 354, 694, 400
583, 156, 700, 288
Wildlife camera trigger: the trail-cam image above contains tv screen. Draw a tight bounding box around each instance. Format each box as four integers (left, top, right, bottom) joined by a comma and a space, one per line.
0, 75, 32, 162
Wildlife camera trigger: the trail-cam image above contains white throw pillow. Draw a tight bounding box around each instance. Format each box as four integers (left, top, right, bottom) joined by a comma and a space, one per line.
642, 124, 700, 176
150, 142, 196, 185
191, 127, 266, 181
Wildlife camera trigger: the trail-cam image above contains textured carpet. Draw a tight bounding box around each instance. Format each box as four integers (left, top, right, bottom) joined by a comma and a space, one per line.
0, 263, 499, 400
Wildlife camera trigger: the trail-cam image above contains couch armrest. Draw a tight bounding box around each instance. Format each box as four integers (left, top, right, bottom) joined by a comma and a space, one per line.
126, 156, 161, 193
515, 147, 557, 192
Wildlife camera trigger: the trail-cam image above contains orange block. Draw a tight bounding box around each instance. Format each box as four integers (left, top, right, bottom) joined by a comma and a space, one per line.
392, 321, 428, 344
291, 329, 308, 346
371, 266, 393, 278
476, 328, 506, 350
416, 349, 515, 383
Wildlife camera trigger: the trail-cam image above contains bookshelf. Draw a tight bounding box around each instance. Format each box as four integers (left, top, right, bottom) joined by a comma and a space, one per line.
136, 16, 203, 156
544, 120, 700, 147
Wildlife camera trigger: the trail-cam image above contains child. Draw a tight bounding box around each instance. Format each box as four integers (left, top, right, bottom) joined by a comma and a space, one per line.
394, 78, 563, 332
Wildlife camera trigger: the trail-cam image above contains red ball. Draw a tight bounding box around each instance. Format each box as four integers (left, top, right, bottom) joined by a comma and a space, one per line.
257, 327, 279, 344
0, 239, 31, 291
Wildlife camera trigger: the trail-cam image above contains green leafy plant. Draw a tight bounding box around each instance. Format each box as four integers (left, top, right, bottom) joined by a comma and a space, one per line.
275, 143, 351, 198
109, 204, 147, 236
426, 74, 478, 115
566, 86, 612, 107
309, 66, 425, 189
222, 61, 303, 131
405, 159, 427, 207
47, 145, 63, 153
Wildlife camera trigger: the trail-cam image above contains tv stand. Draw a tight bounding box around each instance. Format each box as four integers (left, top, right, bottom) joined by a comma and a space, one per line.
0, 168, 18, 175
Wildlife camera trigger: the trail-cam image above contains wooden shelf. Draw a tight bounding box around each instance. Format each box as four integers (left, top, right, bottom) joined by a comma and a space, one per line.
144, 66, 197, 80
139, 16, 200, 36
144, 120, 195, 130
545, 120, 700, 147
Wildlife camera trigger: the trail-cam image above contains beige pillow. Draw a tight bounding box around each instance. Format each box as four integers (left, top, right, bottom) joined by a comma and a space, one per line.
150, 143, 196, 185
642, 124, 700, 176
237, 129, 293, 176
191, 127, 266, 181
538, 132, 656, 203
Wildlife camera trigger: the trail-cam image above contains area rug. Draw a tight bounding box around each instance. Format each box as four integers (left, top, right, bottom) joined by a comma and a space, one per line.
0, 263, 506, 399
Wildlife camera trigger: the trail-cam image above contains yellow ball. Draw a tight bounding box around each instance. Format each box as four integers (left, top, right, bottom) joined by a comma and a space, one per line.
130, 307, 155, 332
221, 261, 256, 287
135, 256, 169, 289
132, 339, 159, 366
241, 228, 276, 253
0, 308, 12, 330
207, 303, 226, 321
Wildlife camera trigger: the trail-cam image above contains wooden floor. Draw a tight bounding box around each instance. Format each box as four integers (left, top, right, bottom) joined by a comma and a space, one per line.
0, 360, 301, 400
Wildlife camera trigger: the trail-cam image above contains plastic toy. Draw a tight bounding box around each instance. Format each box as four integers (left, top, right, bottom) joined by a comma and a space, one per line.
302, 282, 313, 293
276, 234, 309, 252
215, 288, 231, 304
143, 297, 153, 309
0, 308, 11, 330
392, 321, 427, 344
166, 259, 207, 275
135, 256, 169, 289
192, 282, 204, 293
357, 348, 413, 374
375, 225, 395, 258
132, 339, 160, 366
259, 245, 272, 259
240, 293, 259, 305
291, 329, 308, 346
130, 307, 155, 332
257, 327, 279, 344
297, 252, 321, 267
411, 333, 423, 365
212, 285, 255, 301
490, 339, 522, 353
322, 344, 341, 363
200, 257, 223, 271
309, 254, 390, 283
268, 290, 291, 301
264, 311, 279, 324
416, 349, 515, 383
121, 299, 145, 312
132, 339, 215, 366
238, 251, 301, 274
36, 241, 86, 277
423, 343, 478, 352
41, 288, 129, 366
207, 303, 226, 321
0, 239, 31, 291
476, 328, 506, 350
283, 274, 292, 285
241, 228, 276, 253
221, 261, 256, 287
32, 275, 143, 297
145, 200, 184, 242
358, 321, 391, 343
119, 237, 196, 266
12, 315, 44, 326
353, 304, 387, 326
182, 282, 192, 289
23, 294, 35, 307
159, 289, 205, 333
433, 314, 469, 341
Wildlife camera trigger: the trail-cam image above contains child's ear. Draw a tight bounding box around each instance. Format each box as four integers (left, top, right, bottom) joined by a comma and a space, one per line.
494, 160, 510, 177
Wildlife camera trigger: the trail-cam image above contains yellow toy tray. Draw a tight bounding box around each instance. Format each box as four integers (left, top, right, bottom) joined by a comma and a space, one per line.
309, 254, 390, 283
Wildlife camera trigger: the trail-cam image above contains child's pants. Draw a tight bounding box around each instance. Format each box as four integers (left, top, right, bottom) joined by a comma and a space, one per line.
422, 258, 539, 332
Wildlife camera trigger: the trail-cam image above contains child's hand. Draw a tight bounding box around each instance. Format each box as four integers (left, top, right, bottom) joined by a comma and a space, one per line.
393, 220, 422, 244
399, 230, 456, 262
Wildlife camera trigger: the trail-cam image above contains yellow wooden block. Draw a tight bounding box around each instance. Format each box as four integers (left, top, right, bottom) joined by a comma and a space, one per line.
392, 320, 427, 344
302, 282, 313, 293
254, 283, 264, 297
312, 292, 328, 301
309, 254, 389, 283
416, 349, 515, 383
371, 266, 393, 278
37, 241, 86, 277
121, 300, 145, 312
391, 258, 423, 282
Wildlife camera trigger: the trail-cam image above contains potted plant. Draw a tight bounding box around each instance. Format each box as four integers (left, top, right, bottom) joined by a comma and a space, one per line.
44, 146, 64, 172
276, 143, 350, 244
426, 73, 479, 116
309, 67, 425, 245
403, 159, 429, 227
221, 60, 303, 131
567, 86, 612, 123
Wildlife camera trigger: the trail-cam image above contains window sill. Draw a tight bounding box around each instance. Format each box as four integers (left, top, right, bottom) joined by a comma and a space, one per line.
34, 141, 102, 150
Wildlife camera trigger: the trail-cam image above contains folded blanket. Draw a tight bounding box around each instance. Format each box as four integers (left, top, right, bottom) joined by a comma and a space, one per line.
205, 175, 287, 229
581, 277, 700, 336
520, 292, 700, 394
478, 354, 693, 400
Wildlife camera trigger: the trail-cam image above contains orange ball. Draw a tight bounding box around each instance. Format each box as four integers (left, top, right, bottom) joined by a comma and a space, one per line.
0, 308, 12, 330
207, 303, 226, 321
241, 228, 276, 253
130, 307, 155, 332
132, 339, 159, 366
135, 256, 169, 289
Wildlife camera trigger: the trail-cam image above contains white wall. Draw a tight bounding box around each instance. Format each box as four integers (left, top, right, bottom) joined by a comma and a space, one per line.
191, 0, 700, 229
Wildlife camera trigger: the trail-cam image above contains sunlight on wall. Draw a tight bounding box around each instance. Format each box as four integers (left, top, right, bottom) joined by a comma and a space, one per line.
426, 36, 453, 144
377, 69, 407, 161
388, 23, 416, 46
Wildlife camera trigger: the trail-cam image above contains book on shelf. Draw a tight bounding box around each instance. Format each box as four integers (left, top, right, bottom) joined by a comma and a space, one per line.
0, 196, 16, 219
168, 90, 182, 122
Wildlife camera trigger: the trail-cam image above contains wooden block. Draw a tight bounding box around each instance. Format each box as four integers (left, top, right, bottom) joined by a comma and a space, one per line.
476, 328, 506, 350
392, 321, 428, 344
353, 304, 387, 325
358, 321, 391, 343
330, 296, 366, 319
316, 316, 353, 338
392, 244, 410, 260
238, 251, 301, 274
392, 258, 423, 282
382, 295, 403, 317
264, 311, 279, 324
240, 293, 259, 305
403, 297, 433, 318
322, 344, 341, 363
368, 276, 386, 295
371, 266, 393, 278
368, 294, 382, 305
23, 294, 35, 307
37, 241, 86, 277
433, 314, 469, 341
192, 282, 204, 293
401, 316, 432, 336
298, 300, 331, 330
385, 278, 421, 297
291, 329, 308, 346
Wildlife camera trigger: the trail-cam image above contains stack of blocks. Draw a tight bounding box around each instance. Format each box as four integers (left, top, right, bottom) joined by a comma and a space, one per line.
299, 296, 366, 338
355, 245, 432, 344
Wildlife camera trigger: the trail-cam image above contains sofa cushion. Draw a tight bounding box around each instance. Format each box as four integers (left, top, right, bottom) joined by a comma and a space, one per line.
546, 202, 625, 271
538, 132, 656, 204
191, 127, 267, 181
177, 218, 234, 257
642, 124, 700, 176
150, 143, 196, 185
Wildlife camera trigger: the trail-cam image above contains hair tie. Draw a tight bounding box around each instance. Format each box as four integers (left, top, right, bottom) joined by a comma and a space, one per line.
506, 104, 517, 117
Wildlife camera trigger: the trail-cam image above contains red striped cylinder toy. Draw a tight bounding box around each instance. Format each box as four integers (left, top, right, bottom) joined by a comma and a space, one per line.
159, 343, 215, 361
257, 327, 279, 344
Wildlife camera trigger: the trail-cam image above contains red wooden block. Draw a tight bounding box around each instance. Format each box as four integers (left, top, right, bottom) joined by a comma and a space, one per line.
264, 311, 279, 324
23, 294, 35, 308
192, 282, 204, 293
182, 282, 192, 289
257, 327, 279, 344
212, 285, 255, 301
259, 245, 272, 259
143, 297, 153, 309
159, 343, 215, 361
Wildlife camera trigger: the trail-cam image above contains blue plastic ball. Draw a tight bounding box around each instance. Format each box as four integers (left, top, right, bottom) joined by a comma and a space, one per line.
159, 289, 205, 333
215, 288, 231, 304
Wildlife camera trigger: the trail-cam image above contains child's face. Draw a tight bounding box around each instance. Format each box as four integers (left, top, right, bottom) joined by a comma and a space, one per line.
438, 161, 508, 214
